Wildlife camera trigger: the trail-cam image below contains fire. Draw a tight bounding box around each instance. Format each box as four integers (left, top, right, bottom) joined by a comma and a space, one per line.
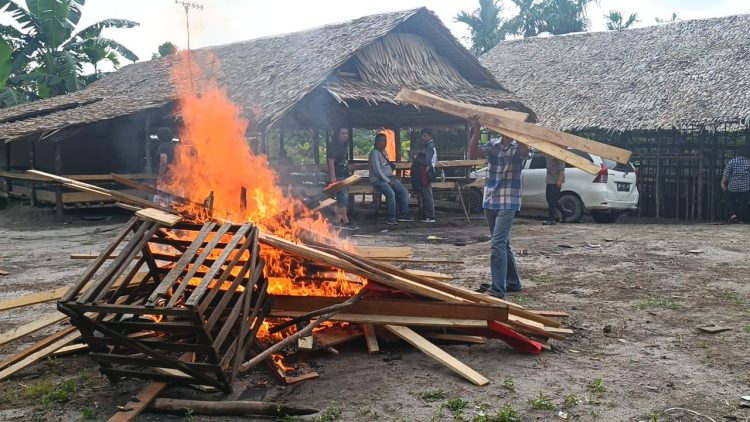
159, 51, 364, 306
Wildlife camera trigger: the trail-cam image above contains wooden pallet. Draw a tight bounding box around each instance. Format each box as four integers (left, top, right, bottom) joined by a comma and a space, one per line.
57, 217, 270, 393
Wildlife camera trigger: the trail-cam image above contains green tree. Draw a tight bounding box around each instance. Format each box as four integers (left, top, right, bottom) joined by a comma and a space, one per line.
505, 0, 544, 38
604, 10, 638, 30
454, 0, 506, 56
655, 12, 679, 23
152, 41, 178, 59
0, 0, 139, 102
539, 0, 595, 35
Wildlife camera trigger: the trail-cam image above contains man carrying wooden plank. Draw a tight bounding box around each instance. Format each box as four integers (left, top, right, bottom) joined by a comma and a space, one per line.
467, 117, 525, 299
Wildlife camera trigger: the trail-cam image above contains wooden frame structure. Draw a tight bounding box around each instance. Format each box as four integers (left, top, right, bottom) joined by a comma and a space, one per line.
57, 217, 270, 393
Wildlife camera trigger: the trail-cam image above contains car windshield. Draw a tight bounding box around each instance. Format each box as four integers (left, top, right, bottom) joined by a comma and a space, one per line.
601, 158, 635, 173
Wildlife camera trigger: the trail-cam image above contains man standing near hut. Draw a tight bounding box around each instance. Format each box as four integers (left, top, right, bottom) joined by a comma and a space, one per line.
154, 127, 175, 205
327, 128, 355, 229
414, 128, 437, 223
720, 146, 750, 223
467, 117, 527, 299
543, 154, 566, 225
369, 133, 414, 225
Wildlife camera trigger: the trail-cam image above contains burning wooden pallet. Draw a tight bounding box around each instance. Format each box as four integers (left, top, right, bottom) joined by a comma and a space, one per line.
56, 217, 270, 393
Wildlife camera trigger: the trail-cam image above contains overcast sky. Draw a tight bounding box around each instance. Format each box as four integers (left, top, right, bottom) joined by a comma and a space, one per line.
4, 0, 750, 64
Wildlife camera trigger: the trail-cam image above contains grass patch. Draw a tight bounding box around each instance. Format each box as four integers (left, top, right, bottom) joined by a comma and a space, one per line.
475, 404, 521, 421
443, 398, 468, 412
24, 378, 79, 406
744, 323, 750, 333
647, 410, 660, 421
530, 274, 554, 284
563, 393, 581, 407
80, 407, 96, 419
419, 389, 446, 402
528, 391, 555, 410
589, 378, 606, 397
722, 290, 747, 305
503, 377, 516, 393
634, 295, 680, 310
311, 402, 341, 422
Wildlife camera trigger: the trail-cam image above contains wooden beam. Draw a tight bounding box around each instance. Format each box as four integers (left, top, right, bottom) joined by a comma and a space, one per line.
269, 311, 488, 327
107, 382, 168, 422
384, 325, 489, 386
395, 89, 632, 164
354, 246, 413, 259
403, 269, 453, 281
312, 198, 336, 212
0, 329, 80, 380
422, 333, 486, 344
362, 324, 379, 354
314, 174, 362, 200
0, 287, 69, 311
0, 312, 68, 346
135, 208, 182, 227
148, 398, 320, 417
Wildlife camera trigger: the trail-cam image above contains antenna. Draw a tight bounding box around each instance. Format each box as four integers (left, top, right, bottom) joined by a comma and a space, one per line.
174, 1, 204, 91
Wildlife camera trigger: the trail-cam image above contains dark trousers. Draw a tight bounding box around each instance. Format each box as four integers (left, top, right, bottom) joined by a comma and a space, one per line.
545, 184, 564, 220
727, 191, 750, 221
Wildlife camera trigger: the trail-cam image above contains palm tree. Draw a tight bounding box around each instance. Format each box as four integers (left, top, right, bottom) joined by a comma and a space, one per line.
0, 0, 139, 100
540, 0, 595, 35
604, 10, 638, 30
504, 0, 544, 38
655, 12, 679, 24
454, 0, 506, 56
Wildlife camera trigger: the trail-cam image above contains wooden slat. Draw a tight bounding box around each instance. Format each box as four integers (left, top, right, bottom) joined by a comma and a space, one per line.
363, 324, 379, 354
395, 89, 632, 164
384, 325, 489, 386
422, 333, 486, 344
135, 208, 182, 227
107, 381, 168, 422
497, 128, 600, 175
269, 311, 487, 327
354, 246, 413, 259
0, 312, 67, 346
0, 287, 69, 311
312, 198, 337, 212
314, 174, 362, 200
403, 269, 453, 281
0, 329, 80, 381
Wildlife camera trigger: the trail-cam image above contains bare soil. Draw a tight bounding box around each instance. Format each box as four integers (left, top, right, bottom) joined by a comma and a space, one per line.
1, 203, 748, 421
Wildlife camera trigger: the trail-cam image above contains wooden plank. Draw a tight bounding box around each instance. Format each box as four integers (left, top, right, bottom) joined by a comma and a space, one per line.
135, 208, 182, 227
395, 89, 632, 164
370, 258, 464, 264
349, 159, 487, 171
363, 324, 379, 354
107, 382, 168, 422
269, 311, 487, 327
0, 312, 68, 346
496, 128, 601, 175
0, 171, 154, 183
315, 174, 362, 200
354, 246, 413, 259
404, 269, 454, 281
0, 287, 69, 311
0, 330, 80, 380
384, 325, 489, 386
271, 295, 507, 321
422, 333, 486, 344
312, 198, 337, 212
0, 270, 8, 276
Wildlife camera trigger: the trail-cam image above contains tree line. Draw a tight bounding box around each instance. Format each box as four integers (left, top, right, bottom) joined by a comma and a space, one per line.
455, 0, 679, 55
0, 0, 175, 108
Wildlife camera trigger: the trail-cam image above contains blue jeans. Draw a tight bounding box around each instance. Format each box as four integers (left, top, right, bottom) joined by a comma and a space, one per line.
484, 208, 522, 297
334, 175, 349, 208
372, 177, 411, 220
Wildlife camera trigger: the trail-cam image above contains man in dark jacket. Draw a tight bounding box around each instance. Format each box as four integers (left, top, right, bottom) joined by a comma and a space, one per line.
414, 127, 437, 223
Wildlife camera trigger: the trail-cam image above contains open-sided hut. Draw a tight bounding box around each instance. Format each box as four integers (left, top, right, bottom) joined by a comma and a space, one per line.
481, 14, 750, 220
0, 8, 532, 211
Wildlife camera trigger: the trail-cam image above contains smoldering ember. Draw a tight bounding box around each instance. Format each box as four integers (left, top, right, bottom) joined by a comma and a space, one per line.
0, 3, 749, 422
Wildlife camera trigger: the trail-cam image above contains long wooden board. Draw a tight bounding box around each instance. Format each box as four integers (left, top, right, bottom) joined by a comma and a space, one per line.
0, 329, 80, 380
354, 246, 413, 259
362, 324, 379, 354
0, 312, 68, 346
395, 89, 632, 164
107, 382, 168, 422
384, 325, 489, 386
0, 287, 69, 311
269, 312, 487, 327
135, 208, 182, 227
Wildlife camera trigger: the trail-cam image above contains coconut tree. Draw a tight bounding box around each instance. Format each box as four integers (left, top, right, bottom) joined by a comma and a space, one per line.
540, 0, 595, 35
604, 10, 639, 30
504, 0, 544, 38
0, 0, 139, 100
454, 0, 507, 56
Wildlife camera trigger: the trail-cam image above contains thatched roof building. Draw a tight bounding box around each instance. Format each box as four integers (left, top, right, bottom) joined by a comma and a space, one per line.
480, 14, 750, 133
0, 7, 532, 143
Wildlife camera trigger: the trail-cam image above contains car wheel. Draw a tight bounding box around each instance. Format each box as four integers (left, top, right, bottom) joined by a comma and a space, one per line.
592, 213, 620, 224
558, 193, 584, 223
461, 188, 484, 214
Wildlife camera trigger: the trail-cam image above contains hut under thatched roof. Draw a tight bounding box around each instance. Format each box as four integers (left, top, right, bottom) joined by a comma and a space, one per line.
0, 7, 532, 144
480, 14, 750, 220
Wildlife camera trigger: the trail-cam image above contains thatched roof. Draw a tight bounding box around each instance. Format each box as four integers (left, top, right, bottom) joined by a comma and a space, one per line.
0, 8, 532, 142
480, 14, 750, 133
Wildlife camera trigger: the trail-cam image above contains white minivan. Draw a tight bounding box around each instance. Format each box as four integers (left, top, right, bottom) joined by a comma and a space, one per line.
467, 149, 639, 223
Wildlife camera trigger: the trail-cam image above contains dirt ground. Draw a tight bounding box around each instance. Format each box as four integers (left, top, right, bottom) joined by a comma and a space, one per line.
0, 202, 749, 422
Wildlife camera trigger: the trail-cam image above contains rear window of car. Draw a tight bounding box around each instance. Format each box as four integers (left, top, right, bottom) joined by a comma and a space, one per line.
601, 158, 635, 172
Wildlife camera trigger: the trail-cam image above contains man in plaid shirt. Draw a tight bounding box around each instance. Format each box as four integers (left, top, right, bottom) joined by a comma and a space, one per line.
468, 117, 529, 298
721, 146, 750, 222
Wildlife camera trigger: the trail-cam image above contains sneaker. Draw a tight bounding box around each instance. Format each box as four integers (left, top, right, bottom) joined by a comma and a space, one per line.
397, 216, 415, 222
385, 219, 398, 225
421, 217, 436, 223
542, 219, 556, 225
476, 283, 491, 293
484, 289, 505, 299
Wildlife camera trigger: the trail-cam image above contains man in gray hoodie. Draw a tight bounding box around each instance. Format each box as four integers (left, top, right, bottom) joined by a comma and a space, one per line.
369, 133, 414, 225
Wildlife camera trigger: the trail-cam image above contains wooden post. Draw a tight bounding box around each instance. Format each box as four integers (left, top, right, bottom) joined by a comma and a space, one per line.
143, 115, 153, 173
54, 142, 63, 217
312, 129, 320, 165
394, 128, 402, 178
279, 129, 285, 158
29, 137, 36, 207
655, 141, 661, 219
348, 125, 354, 161
3, 142, 11, 194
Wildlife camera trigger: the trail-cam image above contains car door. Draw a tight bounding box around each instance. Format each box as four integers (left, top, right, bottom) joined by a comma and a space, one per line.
521, 151, 547, 209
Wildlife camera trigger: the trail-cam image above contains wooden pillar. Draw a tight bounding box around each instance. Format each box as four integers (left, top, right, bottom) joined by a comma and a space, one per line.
394, 128, 402, 162
144, 115, 153, 173
54, 142, 63, 217
655, 140, 661, 219
3, 142, 11, 193
261, 132, 268, 155
29, 137, 36, 207
279, 129, 286, 157
312, 129, 320, 165
347, 125, 354, 161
